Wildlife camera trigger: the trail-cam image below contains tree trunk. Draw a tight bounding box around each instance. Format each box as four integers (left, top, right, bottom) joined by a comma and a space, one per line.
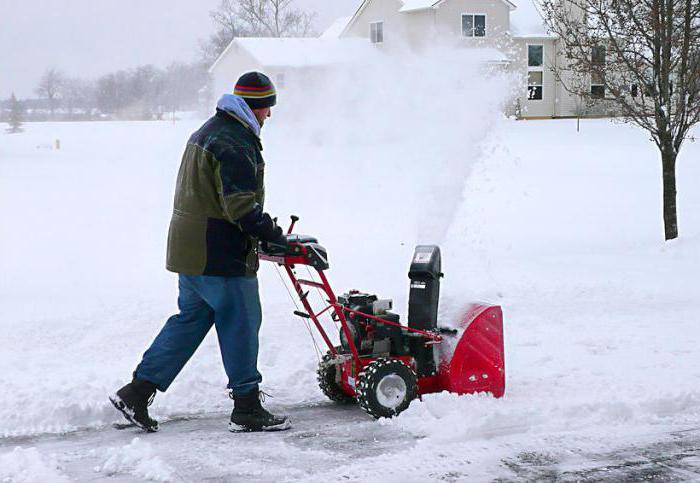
661, 149, 678, 240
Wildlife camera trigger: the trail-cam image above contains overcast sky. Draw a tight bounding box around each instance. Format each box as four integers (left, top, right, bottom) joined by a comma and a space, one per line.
0, 0, 359, 98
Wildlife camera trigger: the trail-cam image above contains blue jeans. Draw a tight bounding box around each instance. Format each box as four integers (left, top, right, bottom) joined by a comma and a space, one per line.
135, 274, 262, 397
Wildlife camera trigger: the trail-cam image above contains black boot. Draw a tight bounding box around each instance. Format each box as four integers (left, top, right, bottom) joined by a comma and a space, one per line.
109, 378, 159, 432
229, 391, 291, 432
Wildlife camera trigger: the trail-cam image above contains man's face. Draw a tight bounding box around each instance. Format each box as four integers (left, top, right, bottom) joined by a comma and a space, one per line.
252, 107, 272, 128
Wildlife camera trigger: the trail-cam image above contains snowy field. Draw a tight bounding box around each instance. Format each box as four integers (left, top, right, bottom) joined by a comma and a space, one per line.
1, 109, 699, 481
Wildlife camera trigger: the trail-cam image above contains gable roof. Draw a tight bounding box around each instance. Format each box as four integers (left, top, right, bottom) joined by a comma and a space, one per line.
343, 0, 518, 36
320, 16, 353, 39
209, 37, 376, 72
398, 0, 444, 13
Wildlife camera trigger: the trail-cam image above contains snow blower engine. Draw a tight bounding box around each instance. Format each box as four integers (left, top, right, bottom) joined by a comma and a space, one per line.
260, 216, 505, 418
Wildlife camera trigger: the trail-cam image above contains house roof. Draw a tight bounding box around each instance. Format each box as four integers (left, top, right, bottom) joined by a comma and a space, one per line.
510, 0, 553, 37
209, 37, 377, 72
320, 16, 353, 39
399, 0, 515, 13
398, 0, 443, 13
343, 0, 535, 37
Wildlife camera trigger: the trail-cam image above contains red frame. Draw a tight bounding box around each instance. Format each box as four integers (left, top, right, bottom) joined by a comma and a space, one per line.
259, 242, 443, 372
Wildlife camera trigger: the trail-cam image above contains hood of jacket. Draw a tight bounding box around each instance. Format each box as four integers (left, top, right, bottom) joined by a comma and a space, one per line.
216, 94, 261, 137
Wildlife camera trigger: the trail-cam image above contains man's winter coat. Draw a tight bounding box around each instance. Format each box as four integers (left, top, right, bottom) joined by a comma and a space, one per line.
166, 95, 284, 277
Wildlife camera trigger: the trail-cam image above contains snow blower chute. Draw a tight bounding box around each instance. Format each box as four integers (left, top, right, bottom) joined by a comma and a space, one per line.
260, 217, 505, 418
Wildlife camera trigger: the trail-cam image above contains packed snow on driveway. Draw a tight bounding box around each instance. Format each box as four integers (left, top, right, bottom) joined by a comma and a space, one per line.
1, 90, 699, 479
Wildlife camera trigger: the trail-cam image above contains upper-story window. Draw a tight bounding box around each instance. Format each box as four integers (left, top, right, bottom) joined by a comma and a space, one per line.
527, 44, 544, 100
370, 21, 384, 44
591, 45, 606, 65
462, 14, 486, 37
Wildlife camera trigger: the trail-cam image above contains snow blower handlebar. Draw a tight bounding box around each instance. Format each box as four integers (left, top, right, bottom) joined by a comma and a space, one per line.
259, 216, 443, 368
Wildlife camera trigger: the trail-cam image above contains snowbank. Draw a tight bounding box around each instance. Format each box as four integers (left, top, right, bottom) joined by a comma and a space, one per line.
0, 447, 69, 482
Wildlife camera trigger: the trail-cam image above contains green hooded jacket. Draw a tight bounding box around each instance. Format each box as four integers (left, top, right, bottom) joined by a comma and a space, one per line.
166, 108, 282, 277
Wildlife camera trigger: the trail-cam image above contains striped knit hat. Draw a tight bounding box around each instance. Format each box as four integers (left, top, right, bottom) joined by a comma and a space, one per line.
234, 72, 277, 109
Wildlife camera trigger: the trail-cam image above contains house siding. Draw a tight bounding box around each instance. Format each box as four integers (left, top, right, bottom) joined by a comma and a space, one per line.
554, 57, 585, 117
344, 0, 410, 49
346, 0, 513, 51
434, 0, 511, 49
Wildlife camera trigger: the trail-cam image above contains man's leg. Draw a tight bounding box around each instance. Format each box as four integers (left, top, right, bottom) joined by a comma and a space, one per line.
111, 274, 214, 431
196, 275, 290, 431
134, 274, 215, 391
195, 275, 263, 396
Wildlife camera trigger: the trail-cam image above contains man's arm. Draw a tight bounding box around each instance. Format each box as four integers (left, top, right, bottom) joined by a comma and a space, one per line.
214, 145, 285, 244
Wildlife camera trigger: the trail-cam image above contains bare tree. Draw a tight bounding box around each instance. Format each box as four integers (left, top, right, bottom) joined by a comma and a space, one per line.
162, 62, 209, 116
540, 0, 700, 240
201, 0, 316, 64
62, 77, 95, 119
35, 67, 64, 118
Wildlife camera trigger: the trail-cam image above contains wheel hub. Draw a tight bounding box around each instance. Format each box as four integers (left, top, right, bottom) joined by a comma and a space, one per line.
376, 374, 407, 409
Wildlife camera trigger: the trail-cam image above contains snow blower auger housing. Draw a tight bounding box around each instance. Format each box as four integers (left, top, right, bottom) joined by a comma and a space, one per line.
259, 216, 505, 419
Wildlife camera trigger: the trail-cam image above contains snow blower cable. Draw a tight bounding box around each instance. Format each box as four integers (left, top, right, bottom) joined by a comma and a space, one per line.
272, 263, 323, 361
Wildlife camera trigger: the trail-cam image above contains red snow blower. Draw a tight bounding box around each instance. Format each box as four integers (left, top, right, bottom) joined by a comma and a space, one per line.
260, 216, 505, 418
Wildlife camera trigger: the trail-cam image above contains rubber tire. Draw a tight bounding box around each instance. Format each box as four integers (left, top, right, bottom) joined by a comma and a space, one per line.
357, 358, 418, 419
317, 349, 355, 404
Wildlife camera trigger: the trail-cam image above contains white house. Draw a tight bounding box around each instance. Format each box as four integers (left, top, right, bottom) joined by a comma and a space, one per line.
209, 1, 600, 119
339, 0, 588, 118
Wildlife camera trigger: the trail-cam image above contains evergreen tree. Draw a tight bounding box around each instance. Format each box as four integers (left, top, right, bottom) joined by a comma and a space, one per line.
6, 93, 23, 133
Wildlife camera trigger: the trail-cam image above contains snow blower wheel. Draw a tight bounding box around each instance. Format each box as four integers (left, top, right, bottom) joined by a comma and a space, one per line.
317, 350, 354, 404
357, 358, 418, 418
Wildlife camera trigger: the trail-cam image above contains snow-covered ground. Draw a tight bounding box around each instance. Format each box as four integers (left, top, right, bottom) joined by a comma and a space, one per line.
1, 106, 699, 480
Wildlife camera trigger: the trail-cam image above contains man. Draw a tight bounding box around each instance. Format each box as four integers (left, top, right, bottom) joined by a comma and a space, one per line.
110, 72, 291, 433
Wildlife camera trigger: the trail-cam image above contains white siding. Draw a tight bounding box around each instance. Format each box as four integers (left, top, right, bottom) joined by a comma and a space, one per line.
344, 0, 410, 49
434, 0, 511, 49
344, 0, 513, 50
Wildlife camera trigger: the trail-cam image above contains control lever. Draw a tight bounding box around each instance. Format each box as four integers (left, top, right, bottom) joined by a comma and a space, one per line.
288, 215, 299, 234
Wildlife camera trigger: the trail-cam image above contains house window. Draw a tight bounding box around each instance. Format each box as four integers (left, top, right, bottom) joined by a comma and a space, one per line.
370, 21, 383, 44
528, 45, 543, 68
591, 71, 605, 99
591, 45, 606, 65
462, 14, 486, 37
527, 44, 544, 100
631, 84, 638, 97
528, 72, 543, 100
591, 45, 606, 98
